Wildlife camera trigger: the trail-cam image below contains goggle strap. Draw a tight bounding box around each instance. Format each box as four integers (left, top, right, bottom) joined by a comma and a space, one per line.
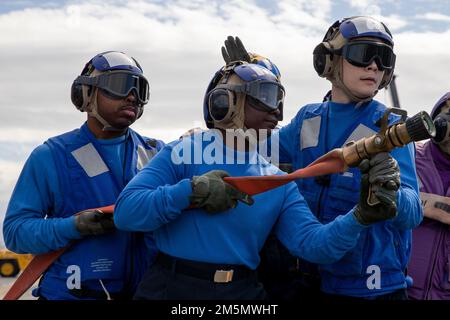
75, 75, 98, 86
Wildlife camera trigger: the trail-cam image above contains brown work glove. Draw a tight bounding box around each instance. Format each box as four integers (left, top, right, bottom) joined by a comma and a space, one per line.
74, 209, 116, 236
190, 170, 254, 214
353, 153, 399, 225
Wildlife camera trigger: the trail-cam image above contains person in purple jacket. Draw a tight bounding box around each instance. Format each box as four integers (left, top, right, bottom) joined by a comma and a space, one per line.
408, 92, 450, 300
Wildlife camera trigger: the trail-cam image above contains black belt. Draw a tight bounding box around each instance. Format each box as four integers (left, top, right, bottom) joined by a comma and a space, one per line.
322, 289, 408, 301
69, 288, 131, 300
156, 252, 256, 283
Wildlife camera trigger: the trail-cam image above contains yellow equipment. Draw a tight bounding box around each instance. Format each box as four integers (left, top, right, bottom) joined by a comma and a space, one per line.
0, 249, 32, 277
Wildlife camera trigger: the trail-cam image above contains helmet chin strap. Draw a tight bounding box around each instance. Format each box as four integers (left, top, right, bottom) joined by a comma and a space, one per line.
86, 88, 119, 131
331, 57, 376, 106
86, 88, 125, 132
213, 93, 261, 152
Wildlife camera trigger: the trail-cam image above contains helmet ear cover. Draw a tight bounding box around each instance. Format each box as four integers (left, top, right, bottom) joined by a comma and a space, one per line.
205, 65, 240, 125
208, 87, 238, 123
71, 57, 96, 112
313, 42, 334, 77
71, 79, 94, 112
71, 81, 85, 111
204, 68, 226, 128
313, 19, 342, 78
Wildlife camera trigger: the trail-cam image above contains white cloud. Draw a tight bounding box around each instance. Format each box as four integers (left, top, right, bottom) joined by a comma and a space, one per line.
348, 0, 372, 9
395, 30, 450, 55
415, 12, 450, 22
347, 0, 385, 16
345, 0, 408, 30
375, 14, 409, 31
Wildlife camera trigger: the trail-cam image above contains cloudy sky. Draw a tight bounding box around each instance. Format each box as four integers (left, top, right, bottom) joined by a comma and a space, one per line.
1, 0, 450, 247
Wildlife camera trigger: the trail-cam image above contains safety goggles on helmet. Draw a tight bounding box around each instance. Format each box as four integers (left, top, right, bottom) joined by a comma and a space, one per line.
336, 41, 396, 71
224, 80, 284, 111
75, 71, 150, 104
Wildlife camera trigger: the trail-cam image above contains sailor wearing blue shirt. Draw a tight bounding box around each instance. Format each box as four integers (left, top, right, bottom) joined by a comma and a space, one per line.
3, 51, 164, 300
270, 17, 422, 300
114, 61, 400, 300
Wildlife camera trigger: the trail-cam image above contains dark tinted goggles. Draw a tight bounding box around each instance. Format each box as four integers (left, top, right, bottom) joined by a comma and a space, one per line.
75, 71, 149, 104
225, 80, 285, 111
339, 41, 396, 71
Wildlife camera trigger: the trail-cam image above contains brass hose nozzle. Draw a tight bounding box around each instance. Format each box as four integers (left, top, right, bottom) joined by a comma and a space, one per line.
336, 109, 435, 206
342, 109, 436, 167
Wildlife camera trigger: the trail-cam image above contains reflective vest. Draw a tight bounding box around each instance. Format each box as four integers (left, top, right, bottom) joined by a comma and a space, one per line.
36, 123, 162, 299
288, 100, 413, 295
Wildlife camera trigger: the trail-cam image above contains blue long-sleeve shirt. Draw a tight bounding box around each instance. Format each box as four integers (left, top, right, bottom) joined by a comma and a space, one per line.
3, 134, 129, 254
272, 100, 422, 296
115, 130, 367, 269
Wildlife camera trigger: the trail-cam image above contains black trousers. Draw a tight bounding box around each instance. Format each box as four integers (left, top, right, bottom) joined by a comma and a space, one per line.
134, 261, 266, 300
321, 288, 408, 301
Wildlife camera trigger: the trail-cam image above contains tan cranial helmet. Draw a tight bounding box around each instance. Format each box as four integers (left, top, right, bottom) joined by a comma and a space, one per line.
205, 62, 284, 130
313, 16, 396, 103
71, 51, 149, 131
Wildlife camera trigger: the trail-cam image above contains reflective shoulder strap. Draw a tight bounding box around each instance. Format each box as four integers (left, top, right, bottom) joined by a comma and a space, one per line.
71, 143, 109, 177
300, 115, 321, 150
137, 144, 157, 170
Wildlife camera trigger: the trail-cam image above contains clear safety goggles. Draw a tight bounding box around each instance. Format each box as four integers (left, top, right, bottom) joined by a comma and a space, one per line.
75, 71, 150, 104
337, 41, 396, 71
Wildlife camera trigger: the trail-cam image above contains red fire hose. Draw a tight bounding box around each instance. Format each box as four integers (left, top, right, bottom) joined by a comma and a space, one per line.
3, 151, 346, 300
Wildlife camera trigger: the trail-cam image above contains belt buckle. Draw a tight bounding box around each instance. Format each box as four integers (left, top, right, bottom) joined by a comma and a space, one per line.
214, 270, 234, 283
